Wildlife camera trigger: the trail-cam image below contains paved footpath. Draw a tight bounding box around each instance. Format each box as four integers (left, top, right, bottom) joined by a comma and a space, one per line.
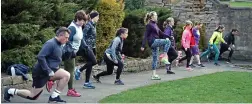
2, 61, 252, 103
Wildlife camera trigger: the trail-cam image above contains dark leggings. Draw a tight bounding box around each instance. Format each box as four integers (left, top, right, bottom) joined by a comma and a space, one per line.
220, 43, 233, 59
179, 46, 192, 67
96, 53, 123, 80
168, 46, 178, 63
78, 48, 97, 83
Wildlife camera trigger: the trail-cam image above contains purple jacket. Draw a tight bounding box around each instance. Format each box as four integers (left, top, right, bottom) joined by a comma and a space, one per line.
192, 27, 200, 45
141, 20, 171, 48
164, 25, 175, 47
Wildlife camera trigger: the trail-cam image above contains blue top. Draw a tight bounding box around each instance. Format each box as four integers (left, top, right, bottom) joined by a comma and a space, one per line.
105, 36, 123, 62
192, 27, 200, 45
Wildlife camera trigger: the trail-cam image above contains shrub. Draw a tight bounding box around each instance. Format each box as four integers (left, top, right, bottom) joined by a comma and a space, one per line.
1, 23, 40, 51
122, 9, 151, 58
35, 27, 55, 43
43, 2, 81, 27
1, 43, 42, 72
1, 26, 56, 72
124, 0, 146, 10
199, 24, 207, 50
1, 0, 53, 25
95, 0, 125, 61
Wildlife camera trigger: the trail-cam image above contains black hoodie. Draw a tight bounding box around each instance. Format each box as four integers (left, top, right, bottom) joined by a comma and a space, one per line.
224, 32, 235, 45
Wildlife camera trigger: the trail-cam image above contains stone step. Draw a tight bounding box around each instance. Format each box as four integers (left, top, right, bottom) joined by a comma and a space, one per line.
2, 74, 32, 86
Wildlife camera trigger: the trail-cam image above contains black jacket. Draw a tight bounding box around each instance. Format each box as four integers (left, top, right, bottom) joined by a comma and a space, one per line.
224, 32, 235, 45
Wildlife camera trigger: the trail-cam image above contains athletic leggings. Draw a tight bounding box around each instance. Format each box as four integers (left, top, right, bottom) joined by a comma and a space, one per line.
201, 43, 219, 64
96, 53, 123, 79
78, 48, 97, 83
168, 46, 178, 63
220, 43, 233, 59
151, 39, 171, 70
179, 46, 192, 67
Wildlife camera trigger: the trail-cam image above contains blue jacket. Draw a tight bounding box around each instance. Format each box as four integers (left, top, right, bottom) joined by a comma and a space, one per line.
105, 36, 123, 62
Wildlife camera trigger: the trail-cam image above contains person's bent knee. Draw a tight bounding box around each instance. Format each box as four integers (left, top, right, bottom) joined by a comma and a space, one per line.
108, 71, 113, 75
65, 71, 70, 79
91, 60, 97, 66
58, 69, 70, 79
27, 90, 43, 100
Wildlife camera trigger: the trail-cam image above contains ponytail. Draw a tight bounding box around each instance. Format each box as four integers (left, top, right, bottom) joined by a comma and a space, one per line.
144, 11, 157, 25
163, 17, 174, 28
144, 12, 151, 25
163, 21, 168, 29
215, 25, 225, 32
183, 20, 193, 30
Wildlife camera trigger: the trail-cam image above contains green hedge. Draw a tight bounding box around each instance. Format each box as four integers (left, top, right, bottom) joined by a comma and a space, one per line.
1, 0, 96, 72
1, 27, 55, 72
1, 43, 42, 72
1, 23, 40, 51
124, 0, 146, 10
95, 0, 125, 61
122, 9, 150, 58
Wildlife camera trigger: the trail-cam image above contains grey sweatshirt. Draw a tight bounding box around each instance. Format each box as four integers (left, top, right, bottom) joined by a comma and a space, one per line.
33, 38, 63, 76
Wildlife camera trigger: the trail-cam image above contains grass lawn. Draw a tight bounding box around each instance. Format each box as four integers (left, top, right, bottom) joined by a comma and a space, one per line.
100, 71, 252, 103
229, 2, 252, 7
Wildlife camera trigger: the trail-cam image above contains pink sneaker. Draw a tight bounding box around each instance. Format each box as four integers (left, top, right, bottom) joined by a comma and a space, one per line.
186, 67, 193, 71
175, 60, 179, 66
46, 80, 54, 92
67, 89, 81, 97
159, 54, 165, 60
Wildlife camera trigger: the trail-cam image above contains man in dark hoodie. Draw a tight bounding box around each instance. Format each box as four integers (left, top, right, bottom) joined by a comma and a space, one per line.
219, 29, 239, 63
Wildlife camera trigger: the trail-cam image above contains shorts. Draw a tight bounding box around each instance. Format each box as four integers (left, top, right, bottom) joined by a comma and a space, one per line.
191, 45, 199, 55
32, 76, 50, 88
32, 67, 58, 88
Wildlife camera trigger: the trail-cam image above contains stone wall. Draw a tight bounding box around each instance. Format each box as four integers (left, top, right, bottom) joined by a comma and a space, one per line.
217, 5, 252, 60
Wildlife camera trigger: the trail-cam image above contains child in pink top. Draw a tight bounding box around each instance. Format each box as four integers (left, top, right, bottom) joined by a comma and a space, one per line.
179, 20, 194, 71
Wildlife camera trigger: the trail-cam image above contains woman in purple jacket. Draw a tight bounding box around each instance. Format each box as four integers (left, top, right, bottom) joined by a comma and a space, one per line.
163, 17, 178, 74
141, 11, 172, 80
189, 22, 205, 67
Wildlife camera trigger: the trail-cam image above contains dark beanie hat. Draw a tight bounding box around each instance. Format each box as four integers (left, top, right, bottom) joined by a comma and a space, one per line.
90, 11, 99, 19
